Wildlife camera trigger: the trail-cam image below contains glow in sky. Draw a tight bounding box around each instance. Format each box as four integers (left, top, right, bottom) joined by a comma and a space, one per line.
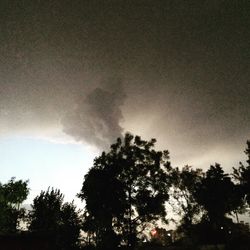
0, 136, 97, 206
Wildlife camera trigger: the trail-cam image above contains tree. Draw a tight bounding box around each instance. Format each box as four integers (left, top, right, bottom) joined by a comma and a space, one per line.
79, 162, 126, 249
78, 133, 170, 248
167, 165, 204, 235
0, 177, 29, 233
194, 164, 243, 228
233, 140, 250, 205
28, 188, 81, 250
60, 202, 83, 249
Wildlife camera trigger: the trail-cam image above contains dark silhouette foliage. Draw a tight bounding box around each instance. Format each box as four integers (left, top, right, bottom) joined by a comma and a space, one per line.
29, 188, 81, 250
191, 164, 244, 245
233, 141, 250, 205
79, 133, 170, 248
194, 164, 243, 223
167, 166, 204, 236
0, 177, 29, 233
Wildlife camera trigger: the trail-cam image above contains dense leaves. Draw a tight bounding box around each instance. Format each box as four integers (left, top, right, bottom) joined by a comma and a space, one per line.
0, 178, 29, 233
194, 164, 244, 226
29, 188, 81, 250
168, 166, 204, 234
233, 141, 250, 205
194, 164, 243, 243
78, 133, 170, 248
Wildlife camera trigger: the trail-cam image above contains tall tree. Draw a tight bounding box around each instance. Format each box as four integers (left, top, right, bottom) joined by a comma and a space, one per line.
189, 165, 244, 245
79, 133, 170, 248
0, 177, 29, 233
28, 188, 81, 250
194, 164, 243, 227
79, 159, 126, 249
233, 140, 250, 205
168, 165, 204, 234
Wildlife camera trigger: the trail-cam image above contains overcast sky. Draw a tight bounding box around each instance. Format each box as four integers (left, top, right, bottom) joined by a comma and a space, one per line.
0, 1, 249, 201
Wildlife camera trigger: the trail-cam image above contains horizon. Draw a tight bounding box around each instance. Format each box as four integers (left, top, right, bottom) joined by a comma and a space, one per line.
0, 134, 249, 208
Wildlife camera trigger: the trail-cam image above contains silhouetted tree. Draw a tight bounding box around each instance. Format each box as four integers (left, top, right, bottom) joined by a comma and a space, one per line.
168, 165, 204, 235
0, 177, 29, 233
29, 188, 81, 250
60, 202, 82, 249
79, 133, 170, 248
194, 164, 244, 235
233, 140, 250, 206
79, 162, 125, 249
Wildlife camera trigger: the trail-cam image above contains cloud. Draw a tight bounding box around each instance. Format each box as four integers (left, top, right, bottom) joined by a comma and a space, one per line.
62, 77, 126, 149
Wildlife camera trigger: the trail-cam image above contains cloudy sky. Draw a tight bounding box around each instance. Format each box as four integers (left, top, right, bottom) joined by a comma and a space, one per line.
0, 1, 249, 203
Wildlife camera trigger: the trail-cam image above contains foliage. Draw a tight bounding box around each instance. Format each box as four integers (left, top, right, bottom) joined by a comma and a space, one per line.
167, 165, 204, 234
0, 177, 29, 233
194, 164, 244, 226
79, 133, 170, 248
233, 141, 250, 205
29, 188, 82, 250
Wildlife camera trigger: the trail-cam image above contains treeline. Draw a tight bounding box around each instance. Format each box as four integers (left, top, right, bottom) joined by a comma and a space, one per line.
0, 134, 250, 250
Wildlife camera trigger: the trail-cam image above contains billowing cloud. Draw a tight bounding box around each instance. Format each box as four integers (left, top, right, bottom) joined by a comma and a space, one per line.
62, 77, 126, 149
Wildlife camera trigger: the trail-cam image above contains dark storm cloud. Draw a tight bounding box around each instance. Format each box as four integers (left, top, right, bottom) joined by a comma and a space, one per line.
0, 1, 249, 166
62, 77, 126, 148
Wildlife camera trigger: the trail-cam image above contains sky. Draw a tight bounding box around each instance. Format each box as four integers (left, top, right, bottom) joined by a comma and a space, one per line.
0, 1, 249, 205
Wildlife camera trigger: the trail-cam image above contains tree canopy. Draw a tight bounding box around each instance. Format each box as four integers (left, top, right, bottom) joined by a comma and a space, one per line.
194, 164, 244, 225
29, 188, 82, 250
78, 133, 170, 248
0, 177, 29, 233
233, 141, 250, 205
167, 165, 204, 234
